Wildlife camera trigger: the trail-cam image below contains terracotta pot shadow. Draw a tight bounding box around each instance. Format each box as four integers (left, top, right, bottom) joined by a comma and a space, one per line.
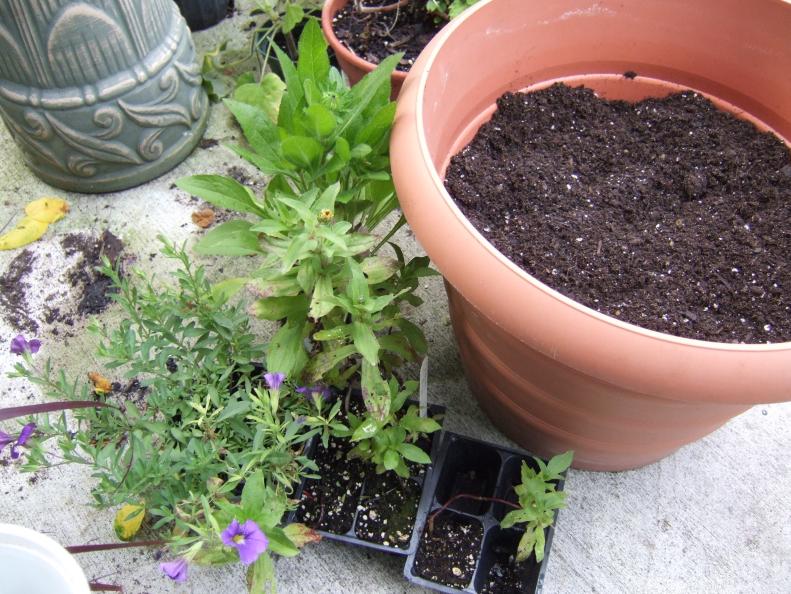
391, 0, 791, 471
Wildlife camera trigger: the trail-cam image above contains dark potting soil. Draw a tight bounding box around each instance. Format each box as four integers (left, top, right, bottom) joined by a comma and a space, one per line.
62, 230, 124, 315
295, 435, 367, 534
414, 513, 483, 588
332, 1, 444, 73
0, 230, 124, 334
0, 248, 38, 333
354, 473, 422, 548
445, 83, 791, 343
296, 408, 433, 539
479, 532, 540, 594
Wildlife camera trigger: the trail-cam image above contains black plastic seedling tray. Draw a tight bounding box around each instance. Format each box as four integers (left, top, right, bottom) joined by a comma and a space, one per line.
404, 432, 567, 594
287, 400, 445, 557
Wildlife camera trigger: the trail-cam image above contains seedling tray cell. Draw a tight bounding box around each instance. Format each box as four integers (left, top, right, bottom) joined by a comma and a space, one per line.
289, 399, 445, 556
404, 432, 567, 594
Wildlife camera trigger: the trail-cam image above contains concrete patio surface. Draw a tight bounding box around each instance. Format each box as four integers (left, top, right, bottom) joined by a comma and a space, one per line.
1, 3, 790, 593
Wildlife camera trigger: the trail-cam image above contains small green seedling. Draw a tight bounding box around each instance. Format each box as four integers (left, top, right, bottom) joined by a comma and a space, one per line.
500, 450, 573, 563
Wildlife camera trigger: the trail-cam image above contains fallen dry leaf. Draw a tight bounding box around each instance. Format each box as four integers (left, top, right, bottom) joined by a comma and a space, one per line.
0, 197, 69, 250
113, 503, 145, 541
192, 208, 216, 228
88, 371, 113, 394
283, 522, 322, 547
0, 217, 49, 250
25, 197, 69, 223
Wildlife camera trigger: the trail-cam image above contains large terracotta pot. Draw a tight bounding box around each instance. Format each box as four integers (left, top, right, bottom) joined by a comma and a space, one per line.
0, 0, 208, 193
321, 0, 407, 98
391, 0, 791, 471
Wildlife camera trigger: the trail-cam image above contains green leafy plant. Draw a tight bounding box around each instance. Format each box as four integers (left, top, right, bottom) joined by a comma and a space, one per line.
424, 0, 479, 20
7, 240, 321, 590
341, 379, 441, 477
252, 0, 324, 66
200, 0, 323, 102
177, 20, 438, 470
352, 0, 479, 22
500, 450, 574, 563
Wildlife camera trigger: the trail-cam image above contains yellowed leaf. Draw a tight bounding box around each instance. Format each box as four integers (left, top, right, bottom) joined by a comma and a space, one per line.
283, 523, 321, 548
0, 217, 48, 250
25, 197, 69, 224
88, 371, 113, 394
113, 503, 145, 541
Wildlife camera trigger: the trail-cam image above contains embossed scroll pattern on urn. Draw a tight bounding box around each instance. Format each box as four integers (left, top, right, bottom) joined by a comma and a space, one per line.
0, 0, 209, 193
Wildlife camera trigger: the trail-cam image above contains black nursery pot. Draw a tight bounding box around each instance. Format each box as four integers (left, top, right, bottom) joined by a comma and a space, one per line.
174, 0, 231, 32
288, 394, 445, 556
404, 432, 567, 594
255, 18, 339, 79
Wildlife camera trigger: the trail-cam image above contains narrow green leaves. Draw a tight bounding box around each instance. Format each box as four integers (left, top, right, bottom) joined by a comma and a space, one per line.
499, 451, 573, 563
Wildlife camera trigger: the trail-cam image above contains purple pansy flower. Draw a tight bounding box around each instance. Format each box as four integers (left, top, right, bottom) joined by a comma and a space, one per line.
160, 558, 188, 583
264, 372, 285, 391
221, 519, 268, 565
10, 335, 41, 355
0, 431, 14, 455
1, 423, 36, 459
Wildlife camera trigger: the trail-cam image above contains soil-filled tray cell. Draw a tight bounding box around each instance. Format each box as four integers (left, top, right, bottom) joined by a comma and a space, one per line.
475, 527, 542, 594
412, 512, 484, 590
434, 437, 501, 515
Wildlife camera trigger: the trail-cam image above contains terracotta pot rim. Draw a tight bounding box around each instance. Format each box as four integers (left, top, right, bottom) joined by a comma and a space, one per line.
407, 0, 791, 353
321, 0, 409, 82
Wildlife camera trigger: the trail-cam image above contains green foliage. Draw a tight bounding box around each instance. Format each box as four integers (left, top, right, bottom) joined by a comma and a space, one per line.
251, 0, 324, 66
500, 451, 573, 563
340, 380, 441, 478
177, 20, 439, 473
425, 0, 480, 20
232, 73, 287, 123
9, 240, 319, 577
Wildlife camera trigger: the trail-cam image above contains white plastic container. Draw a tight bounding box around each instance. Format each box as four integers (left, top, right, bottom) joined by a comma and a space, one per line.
0, 524, 90, 594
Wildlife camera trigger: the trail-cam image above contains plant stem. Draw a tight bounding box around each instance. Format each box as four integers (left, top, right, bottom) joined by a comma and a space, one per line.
89, 583, 123, 592
66, 540, 165, 554
0, 401, 112, 421
427, 493, 520, 532
285, 32, 298, 61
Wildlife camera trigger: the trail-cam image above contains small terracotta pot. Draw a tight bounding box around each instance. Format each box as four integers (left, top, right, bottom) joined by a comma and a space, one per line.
391, 0, 791, 471
321, 0, 407, 98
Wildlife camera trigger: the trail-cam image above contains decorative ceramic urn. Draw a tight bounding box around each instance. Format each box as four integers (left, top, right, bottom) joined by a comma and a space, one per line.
0, 0, 209, 193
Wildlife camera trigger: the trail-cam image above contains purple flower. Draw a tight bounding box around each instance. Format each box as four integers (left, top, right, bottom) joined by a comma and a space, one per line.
221, 519, 268, 565
1, 423, 36, 459
10, 335, 41, 355
160, 558, 188, 583
264, 372, 285, 391
0, 431, 14, 456
296, 385, 331, 401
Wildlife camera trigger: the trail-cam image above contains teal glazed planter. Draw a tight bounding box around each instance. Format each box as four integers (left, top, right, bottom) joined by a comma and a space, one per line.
0, 0, 209, 193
